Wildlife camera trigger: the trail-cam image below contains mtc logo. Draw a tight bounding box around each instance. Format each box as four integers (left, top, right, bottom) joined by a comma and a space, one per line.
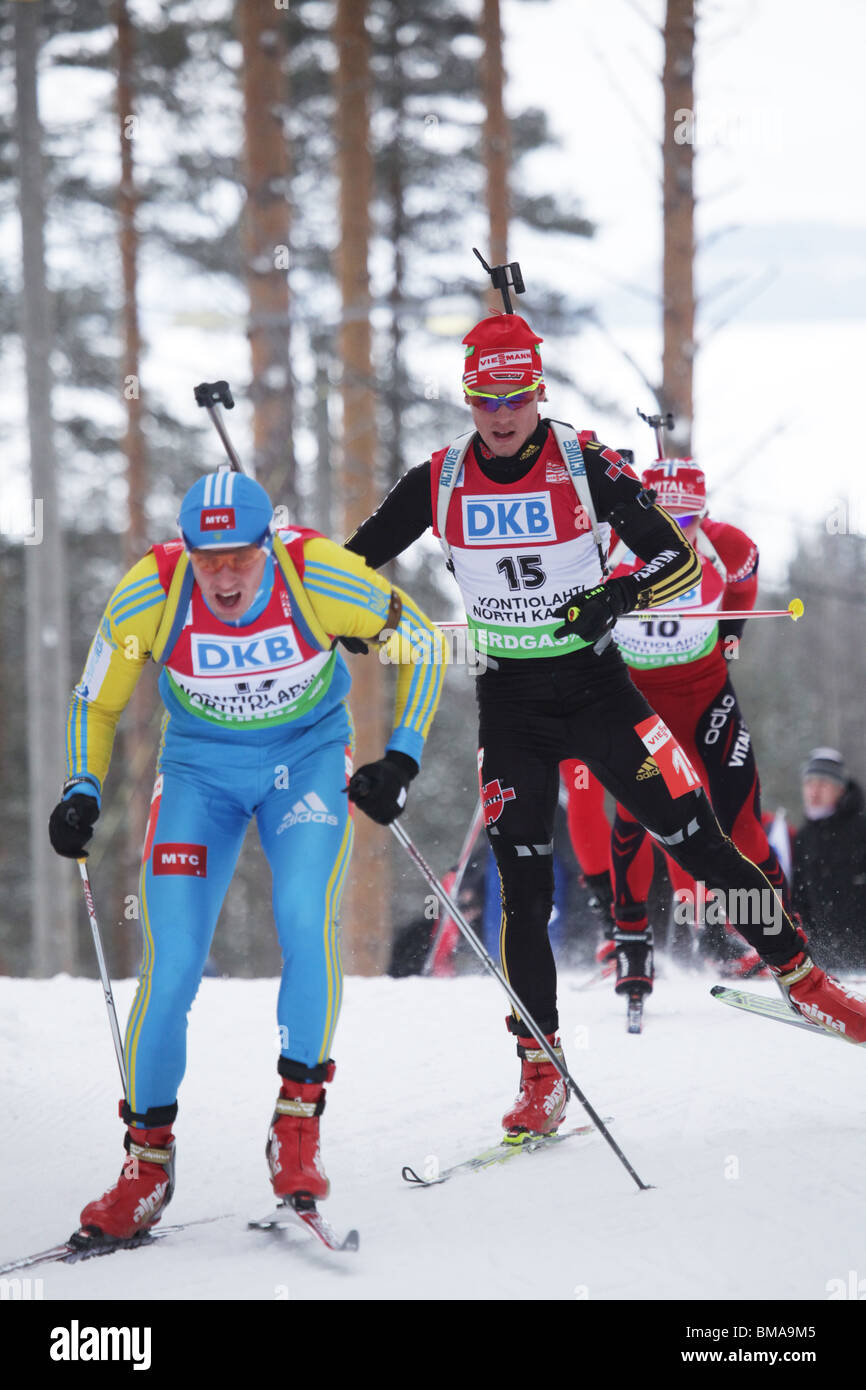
462, 492, 554, 545
191, 626, 301, 675
153, 843, 208, 877
200, 508, 235, 530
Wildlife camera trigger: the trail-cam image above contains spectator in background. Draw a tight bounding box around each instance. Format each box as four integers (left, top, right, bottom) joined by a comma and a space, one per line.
387, 864, 486, 978
793, 749, 866, 974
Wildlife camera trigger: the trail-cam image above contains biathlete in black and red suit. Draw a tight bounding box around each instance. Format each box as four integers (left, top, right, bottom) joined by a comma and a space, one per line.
344, 310, 866, 1137
568, 460, 792, 992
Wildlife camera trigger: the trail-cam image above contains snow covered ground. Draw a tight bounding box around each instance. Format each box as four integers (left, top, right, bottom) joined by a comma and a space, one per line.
3, 963, 866, 1314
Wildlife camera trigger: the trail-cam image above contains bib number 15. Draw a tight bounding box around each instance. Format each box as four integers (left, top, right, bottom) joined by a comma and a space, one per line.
495, 553, 547, 591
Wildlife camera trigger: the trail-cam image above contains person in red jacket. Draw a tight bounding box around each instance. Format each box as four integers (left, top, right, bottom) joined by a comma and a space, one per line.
602, 459, 790, 1000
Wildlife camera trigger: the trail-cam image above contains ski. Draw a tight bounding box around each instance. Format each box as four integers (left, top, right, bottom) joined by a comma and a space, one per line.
710, 984, 865, 1043
248, 1197, 359, 1253
2, 1199, 360, 1274
627, 993, 644, 1034
0, 1223, 182, 1276
402, 1117, 611, 1187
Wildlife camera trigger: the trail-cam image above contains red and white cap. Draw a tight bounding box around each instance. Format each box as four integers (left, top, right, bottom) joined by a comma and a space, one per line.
642, 459, 707, 514
462, 313, 544, 392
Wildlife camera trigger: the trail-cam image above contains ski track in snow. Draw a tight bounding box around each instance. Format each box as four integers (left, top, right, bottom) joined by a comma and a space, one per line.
2, 968, 864, 1302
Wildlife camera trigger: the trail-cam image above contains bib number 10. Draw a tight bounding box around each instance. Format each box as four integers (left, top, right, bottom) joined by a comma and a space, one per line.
495, 554, 547, 591
638, 618, 681, 638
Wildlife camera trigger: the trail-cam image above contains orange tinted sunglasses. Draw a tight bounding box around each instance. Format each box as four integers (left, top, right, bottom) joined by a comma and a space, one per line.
190, 545, 263, 574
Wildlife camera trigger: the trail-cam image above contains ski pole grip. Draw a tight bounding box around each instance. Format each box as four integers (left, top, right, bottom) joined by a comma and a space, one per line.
194, 380, 235, 410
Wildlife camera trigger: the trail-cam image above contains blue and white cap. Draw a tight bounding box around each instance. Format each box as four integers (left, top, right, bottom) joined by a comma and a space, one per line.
178, 469, 274, 550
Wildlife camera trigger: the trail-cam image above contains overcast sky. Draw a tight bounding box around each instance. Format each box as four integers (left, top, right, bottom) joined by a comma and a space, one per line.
498, 0, 866, 583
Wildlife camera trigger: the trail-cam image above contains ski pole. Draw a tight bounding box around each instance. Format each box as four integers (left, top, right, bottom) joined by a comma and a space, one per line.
647, 600, 805, 620
388, 819, 652, 1192
194, 380, 250, 476
421, 799, 486, 977
77, 859, 127, 1094
435, 599, 804, 627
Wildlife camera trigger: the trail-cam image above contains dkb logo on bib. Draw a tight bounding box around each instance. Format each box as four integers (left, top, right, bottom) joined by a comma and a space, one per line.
462, 492, 554, 545
191, 625, 301, 675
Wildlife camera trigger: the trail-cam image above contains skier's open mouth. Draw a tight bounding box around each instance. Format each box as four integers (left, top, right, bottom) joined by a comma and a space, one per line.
492, 426, 517, 445
215, 590, 242, 610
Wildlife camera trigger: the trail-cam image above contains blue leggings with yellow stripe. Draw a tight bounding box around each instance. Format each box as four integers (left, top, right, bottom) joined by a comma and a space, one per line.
124, 700, 353, 1116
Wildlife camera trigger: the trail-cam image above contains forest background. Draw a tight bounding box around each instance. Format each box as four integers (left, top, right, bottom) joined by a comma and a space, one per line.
2, 0, 865, 981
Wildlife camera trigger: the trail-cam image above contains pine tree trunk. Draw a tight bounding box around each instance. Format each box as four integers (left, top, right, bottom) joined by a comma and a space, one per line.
311, 332, 333, 536
238, 0, 295, 509
117, 0, 150, 978
334, 0, 389, 976
384, 3, 408, 493
662, 0, 696, 453
14, 0, 75, 975
479, 0, 510, 267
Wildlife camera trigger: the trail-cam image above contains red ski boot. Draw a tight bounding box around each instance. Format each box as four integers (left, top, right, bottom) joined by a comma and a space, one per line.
501, 1020, 567, 1139
770, 946, 866, 1043
266, 1061, 335, 1202
79, 1117, 175, 1242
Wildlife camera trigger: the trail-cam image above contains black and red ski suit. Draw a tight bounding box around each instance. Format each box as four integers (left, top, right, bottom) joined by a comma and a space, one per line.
568, 518, 791, 939
345, 418, 804, 1034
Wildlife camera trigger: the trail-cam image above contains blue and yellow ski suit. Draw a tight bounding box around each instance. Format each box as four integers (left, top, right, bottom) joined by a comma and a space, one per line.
64, 526, 445, 1116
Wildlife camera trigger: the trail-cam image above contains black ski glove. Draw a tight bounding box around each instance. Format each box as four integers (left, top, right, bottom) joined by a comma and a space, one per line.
346, 751, 418, 826
338, 636, 370, 655
552, 581, 630, 644
49, 793, 100, 859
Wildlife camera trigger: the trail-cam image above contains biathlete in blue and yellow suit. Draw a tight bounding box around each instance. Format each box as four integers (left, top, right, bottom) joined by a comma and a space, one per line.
48, 469, 446, 1243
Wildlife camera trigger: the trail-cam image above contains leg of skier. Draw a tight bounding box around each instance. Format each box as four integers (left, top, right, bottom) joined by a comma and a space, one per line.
582, 681, 866, 1044
256, 706, 354, 1203
609, 801, 673, 998
79, 752, 249, 1242
478, 734, 569, 1139
693, 674, 790, 975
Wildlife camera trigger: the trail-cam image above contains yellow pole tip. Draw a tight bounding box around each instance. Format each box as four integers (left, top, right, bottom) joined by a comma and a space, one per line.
788, 598, 804, 620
